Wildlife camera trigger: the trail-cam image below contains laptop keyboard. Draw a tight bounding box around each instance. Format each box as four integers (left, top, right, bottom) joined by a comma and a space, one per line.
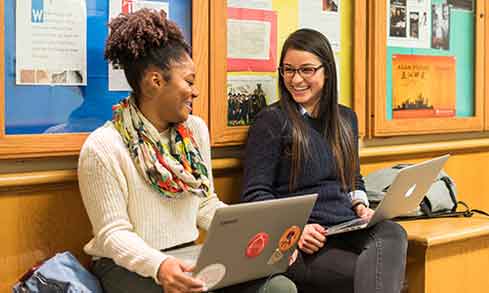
165, 244, 202, 266
326, 218, 369, 235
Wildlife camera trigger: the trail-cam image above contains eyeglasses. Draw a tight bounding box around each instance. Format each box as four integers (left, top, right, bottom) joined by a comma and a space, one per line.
278, 64, 324, 79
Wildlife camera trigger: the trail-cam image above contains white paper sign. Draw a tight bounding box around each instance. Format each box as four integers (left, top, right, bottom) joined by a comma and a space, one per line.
299, 0, 341, 52
227, 0, 272, 10
108, 0, 169, 91
16, 0, 87, 86
387, 0, 431, 48
227, 19, 271, 60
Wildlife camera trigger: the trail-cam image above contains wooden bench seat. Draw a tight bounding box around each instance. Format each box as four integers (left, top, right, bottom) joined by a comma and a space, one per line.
399, 216, 489, 293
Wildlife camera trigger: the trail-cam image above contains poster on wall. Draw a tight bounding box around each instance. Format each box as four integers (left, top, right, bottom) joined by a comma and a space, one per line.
387, 0, 431, 48
108, 0, 169, 91
15, 0, 87, 86
227, 8, 277, 72
227, 0, 272, 10
431, 2, 450, 50
447, 0, 473, 11
298, 0, 341, 53
391, 54, 456, 119
227, 75, 277, 126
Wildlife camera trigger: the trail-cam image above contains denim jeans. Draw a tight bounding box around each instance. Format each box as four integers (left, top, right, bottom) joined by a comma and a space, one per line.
286, 220, 408, 293
12, 252, 103, 293
92, 257, 296, 293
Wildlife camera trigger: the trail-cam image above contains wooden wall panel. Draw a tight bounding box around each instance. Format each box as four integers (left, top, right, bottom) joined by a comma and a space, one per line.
0, 183, 91, 292
424, 235, 489, 293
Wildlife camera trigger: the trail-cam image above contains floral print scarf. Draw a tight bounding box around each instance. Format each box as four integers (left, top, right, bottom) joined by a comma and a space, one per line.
112, 96, 211, 198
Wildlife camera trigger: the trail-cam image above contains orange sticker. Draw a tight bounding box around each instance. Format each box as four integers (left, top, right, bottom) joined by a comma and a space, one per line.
245, 232, 269, 258
278, 225, 301, 252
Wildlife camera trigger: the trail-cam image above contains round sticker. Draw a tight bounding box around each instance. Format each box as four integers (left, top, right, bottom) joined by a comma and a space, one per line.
278, 225, 301, 252
245, 232, 269, 258
195, 263, 226, 290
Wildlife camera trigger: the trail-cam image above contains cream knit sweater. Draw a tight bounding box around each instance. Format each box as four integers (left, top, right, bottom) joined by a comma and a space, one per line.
78, 115, 225, 283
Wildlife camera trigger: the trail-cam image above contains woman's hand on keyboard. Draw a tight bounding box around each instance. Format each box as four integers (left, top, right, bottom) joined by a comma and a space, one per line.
354, 204, 374, 221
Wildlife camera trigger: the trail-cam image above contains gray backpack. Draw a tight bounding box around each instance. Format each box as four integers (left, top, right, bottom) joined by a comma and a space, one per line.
364, 164, 488, 219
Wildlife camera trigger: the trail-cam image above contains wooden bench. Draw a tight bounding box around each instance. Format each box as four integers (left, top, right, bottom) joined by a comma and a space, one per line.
3, 169, 489, 293
399, 216, 489, 293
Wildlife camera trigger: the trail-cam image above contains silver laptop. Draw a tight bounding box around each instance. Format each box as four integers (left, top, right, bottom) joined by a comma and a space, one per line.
326, 154, 450, 236
166, 194, 317, 290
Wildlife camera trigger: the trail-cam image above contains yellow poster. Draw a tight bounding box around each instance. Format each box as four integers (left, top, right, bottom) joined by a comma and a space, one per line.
392, 54, 456, 119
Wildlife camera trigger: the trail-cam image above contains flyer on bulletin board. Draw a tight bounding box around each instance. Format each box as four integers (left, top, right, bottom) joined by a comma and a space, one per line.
299, 0, 341, 52
387, 0, 431, 49
15, 0, 87, 86
108, 0, 169, 91
227, 75, 277, 126
227, 7, 277, 72
392, 54, 456, 119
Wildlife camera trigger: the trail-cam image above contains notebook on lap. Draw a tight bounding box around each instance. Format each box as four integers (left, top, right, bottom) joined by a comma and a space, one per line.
165, 194, 318, 290
326, 155, 450, 236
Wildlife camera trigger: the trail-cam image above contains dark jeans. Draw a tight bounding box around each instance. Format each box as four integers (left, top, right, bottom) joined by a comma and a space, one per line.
286, 220, 407, 293
91, 257, 296, 293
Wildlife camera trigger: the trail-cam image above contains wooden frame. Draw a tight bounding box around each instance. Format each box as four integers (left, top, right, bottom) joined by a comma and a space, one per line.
354, 0, 367, 137
210, 0, 244, 146
191, 0, 209, 126
0, 0, 209, 159
486, 3, 489, 130
368, 0, 485, 137
210, 0, 368, 146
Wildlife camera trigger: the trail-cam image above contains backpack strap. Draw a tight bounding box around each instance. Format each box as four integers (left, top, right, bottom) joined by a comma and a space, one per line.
395, 201, 489, 221
419, 197, 433, 216
418, 176, 457, 217
439, 176, 458, 212
456, 201, 489, 217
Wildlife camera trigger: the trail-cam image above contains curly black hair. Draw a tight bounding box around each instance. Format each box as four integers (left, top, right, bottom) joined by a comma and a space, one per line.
104, 8, 190, 95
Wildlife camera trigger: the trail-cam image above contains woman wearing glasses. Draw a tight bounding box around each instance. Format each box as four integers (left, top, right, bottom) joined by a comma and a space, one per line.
241, 28, 408, 293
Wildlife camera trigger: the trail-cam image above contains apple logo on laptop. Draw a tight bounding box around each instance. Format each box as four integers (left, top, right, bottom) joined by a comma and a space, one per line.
404, 184, 417, 198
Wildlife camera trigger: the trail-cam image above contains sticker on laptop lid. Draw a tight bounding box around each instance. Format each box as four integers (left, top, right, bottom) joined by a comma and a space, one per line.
267, 249, 284, 265
278, 225, 301, 252
245, 232, 269, 258
195, 263, 226, 290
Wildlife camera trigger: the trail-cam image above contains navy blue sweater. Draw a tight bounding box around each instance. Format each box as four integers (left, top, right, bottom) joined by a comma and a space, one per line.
241, 104, 365, 227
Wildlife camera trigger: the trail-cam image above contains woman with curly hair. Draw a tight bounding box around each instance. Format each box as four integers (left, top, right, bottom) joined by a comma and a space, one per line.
78, 9, 296, 293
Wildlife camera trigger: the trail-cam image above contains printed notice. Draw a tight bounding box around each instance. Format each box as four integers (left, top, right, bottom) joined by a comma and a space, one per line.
16, 0, 87, 85
108, 0, 169, 91
392, 54, 456, 119
228, 20, 271, 60
387, 0, 431, 48
227, 75, 277, 126
299, 0, 341, 52
226, 8, 277, 72
227, 0, 272, 10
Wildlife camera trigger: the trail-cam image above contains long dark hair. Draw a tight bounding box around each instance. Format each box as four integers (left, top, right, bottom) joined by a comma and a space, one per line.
278, 28, 357, 192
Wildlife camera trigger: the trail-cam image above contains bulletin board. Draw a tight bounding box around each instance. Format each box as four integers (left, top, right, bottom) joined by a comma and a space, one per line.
368, 0, 485, 137
210, 0, 367, 146
0, 0, 209, 158
387, 0, 474, 119
3, 0, 191, 135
